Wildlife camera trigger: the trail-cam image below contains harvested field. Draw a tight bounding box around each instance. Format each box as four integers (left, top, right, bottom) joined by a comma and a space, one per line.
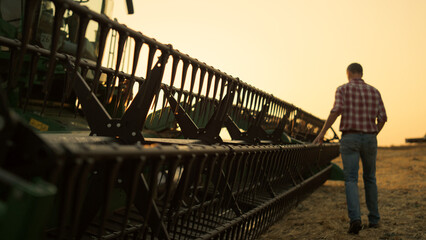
259, 144, 426, 240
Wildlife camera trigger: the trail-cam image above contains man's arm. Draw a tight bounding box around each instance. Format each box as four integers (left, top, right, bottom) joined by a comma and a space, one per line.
377, 121, 385, 134
313, 111, 340, 144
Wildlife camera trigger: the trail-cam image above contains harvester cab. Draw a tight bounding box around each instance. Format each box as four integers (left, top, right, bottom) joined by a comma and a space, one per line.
0, 0, 124, 133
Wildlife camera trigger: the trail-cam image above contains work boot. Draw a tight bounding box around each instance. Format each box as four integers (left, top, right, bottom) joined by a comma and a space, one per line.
368, 223, 379, 228
348, 220, 362, 234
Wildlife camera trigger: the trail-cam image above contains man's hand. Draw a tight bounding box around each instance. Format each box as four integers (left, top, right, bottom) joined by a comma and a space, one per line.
313, 111, 340, 145
377, 121, 385, 134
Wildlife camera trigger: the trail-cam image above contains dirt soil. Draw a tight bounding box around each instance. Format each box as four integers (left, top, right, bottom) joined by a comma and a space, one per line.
259, 144, 426, 240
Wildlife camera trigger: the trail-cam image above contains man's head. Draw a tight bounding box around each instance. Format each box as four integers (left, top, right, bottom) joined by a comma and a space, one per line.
346, 63, 363, 80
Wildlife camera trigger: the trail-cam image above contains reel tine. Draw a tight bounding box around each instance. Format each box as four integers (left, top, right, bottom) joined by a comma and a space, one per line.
170, 55, 180, 88
10, 0, 41, 89
123, 38, 143, 106
41, 4, 66, 115
92, 24, 111, 93
194, 68, 206, 121
68, 14, 90, 98
185, 64, 198, 112
145, 44, 157, 81
176, 60, 189, 112
108, 30, 128, 104
24, 53, 40, 113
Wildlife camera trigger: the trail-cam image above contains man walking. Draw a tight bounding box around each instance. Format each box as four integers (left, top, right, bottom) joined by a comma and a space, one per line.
313, 63, 387, 234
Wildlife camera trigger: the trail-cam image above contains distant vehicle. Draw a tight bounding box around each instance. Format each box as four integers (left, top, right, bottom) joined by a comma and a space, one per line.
406, 134, 426, 143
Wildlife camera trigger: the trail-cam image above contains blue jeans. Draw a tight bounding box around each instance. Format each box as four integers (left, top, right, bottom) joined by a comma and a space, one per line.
340, 133, 380, 224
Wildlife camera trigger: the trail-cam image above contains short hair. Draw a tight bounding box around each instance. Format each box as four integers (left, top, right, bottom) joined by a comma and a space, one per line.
347, 63, 363, 75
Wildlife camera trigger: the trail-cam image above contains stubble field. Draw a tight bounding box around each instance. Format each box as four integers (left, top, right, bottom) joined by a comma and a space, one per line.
259, 144, 426, 240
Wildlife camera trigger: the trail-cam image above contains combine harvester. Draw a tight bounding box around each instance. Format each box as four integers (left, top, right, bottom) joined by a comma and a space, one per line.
0, 0, 340, 239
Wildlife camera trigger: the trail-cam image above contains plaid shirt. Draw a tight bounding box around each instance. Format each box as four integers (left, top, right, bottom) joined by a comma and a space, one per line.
331, 79, 387, 133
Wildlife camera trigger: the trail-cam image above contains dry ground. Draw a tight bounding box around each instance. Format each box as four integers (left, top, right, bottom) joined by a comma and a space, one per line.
259, 144, 426, 240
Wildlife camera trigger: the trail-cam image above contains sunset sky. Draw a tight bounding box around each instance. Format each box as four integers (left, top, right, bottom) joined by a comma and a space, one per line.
112, 0, 426, 146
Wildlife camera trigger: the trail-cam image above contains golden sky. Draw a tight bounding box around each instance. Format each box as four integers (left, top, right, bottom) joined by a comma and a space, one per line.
113, 0, 426, 146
